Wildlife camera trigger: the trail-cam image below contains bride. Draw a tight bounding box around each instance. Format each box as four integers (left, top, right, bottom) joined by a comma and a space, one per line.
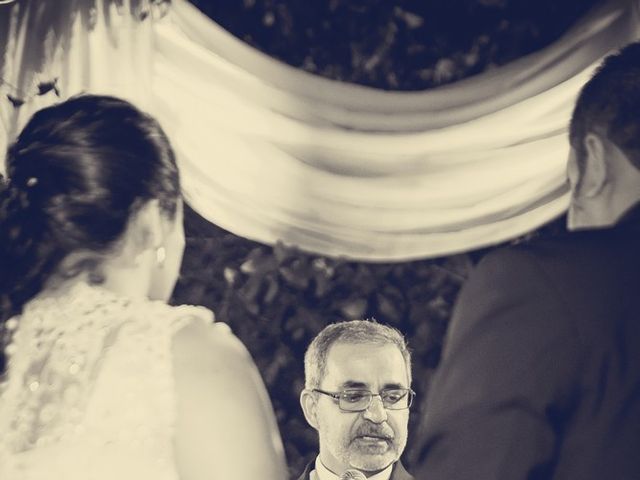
0, 94, 287, 480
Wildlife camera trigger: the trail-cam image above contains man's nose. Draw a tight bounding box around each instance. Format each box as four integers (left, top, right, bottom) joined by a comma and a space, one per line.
362, 395, 388, 423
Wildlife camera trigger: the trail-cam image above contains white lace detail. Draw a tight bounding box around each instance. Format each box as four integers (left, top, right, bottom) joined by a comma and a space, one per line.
0, 282, 214, 480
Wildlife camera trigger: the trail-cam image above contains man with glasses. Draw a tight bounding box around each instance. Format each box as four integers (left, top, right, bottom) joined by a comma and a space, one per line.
298, 320, 415, 480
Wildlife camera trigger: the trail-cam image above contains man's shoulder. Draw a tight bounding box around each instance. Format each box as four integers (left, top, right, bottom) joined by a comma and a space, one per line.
464, 226, 640, 331
475, 226, 637, 278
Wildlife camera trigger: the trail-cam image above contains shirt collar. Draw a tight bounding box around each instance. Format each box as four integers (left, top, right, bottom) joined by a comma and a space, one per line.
313, 456, 394, 480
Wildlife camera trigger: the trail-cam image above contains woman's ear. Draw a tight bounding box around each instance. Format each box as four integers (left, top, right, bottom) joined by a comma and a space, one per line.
300, 389, 319, 430
581, 132, 608, 198
124, 199, 164, 263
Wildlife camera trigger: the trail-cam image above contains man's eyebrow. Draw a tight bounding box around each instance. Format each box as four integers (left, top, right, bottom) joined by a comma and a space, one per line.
382, 382, 406, 390
339, 381, 368, 389
337, 381, 408, 390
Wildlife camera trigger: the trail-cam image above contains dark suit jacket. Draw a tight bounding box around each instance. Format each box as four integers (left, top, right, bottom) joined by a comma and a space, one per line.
413, 207, 640, 479
296, 458, 414, 480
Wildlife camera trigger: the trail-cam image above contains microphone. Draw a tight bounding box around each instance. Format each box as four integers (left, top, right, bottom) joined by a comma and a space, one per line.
339, 469, 367, 480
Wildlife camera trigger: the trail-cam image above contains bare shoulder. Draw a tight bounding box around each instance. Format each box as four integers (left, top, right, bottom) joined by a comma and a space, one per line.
170, 318, 287, 479
171, 318, 252, 374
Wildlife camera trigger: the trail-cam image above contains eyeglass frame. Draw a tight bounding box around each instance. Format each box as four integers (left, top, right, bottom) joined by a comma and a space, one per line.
312, 387, 416, 412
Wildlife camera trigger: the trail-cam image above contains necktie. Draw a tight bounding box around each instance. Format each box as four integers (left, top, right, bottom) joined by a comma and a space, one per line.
339, 469, 367, 480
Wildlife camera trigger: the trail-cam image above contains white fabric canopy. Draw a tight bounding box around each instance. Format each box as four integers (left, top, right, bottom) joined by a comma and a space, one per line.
1, 0, 640, 260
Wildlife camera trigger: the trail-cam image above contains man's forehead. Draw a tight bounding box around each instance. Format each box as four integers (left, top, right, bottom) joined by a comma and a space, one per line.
322, 341, 409, 387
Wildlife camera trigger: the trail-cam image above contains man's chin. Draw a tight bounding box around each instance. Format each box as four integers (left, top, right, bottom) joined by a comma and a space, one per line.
347, 448, 397, 472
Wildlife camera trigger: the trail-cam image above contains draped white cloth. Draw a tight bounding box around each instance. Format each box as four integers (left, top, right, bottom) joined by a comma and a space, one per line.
1, 0, 640, 260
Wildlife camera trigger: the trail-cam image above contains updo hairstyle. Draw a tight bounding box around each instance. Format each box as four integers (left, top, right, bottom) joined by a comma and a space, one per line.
0, 94, 180, 324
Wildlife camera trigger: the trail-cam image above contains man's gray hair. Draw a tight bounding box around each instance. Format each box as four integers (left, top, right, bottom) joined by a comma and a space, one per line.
303, 319, 412, 390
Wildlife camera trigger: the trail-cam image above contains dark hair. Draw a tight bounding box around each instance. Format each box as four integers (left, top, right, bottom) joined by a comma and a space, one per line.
569, 41, 640, 171
304, 319, 412, 390
0, 94, 180, 323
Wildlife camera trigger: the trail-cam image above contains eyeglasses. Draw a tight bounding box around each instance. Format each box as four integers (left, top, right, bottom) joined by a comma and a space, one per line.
313, 388, 415, 412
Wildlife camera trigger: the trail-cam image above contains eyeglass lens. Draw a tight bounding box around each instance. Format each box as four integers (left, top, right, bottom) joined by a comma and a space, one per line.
339, 389, 412, 411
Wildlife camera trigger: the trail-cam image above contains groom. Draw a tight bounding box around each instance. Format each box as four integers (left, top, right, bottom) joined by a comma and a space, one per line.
413, 42, 640, 479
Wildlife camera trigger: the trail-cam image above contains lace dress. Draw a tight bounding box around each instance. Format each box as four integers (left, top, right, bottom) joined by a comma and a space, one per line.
0, 282, 217, 480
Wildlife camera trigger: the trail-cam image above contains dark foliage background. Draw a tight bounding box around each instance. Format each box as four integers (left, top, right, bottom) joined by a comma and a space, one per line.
173, 0, 589, 476
188, 0, 601, 90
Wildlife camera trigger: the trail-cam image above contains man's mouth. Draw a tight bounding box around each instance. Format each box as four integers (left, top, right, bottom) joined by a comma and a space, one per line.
353, 434, 393, 445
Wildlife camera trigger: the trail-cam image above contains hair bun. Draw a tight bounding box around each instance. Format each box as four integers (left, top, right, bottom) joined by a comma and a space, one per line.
1, 94, 180, 324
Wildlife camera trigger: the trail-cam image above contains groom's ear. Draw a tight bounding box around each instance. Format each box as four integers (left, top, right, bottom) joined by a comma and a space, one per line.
581, 132, 608, 198
300, 389, 319, 430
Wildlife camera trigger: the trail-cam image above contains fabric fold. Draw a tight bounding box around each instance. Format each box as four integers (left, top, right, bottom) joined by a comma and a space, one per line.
1, 0, 639, 260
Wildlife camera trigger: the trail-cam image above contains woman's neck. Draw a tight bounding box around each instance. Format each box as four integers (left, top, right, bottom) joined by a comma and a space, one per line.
40, 253, 155, 303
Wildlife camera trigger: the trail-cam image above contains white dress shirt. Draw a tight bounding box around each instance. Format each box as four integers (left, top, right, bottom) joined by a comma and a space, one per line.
311, 456, 394, 480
